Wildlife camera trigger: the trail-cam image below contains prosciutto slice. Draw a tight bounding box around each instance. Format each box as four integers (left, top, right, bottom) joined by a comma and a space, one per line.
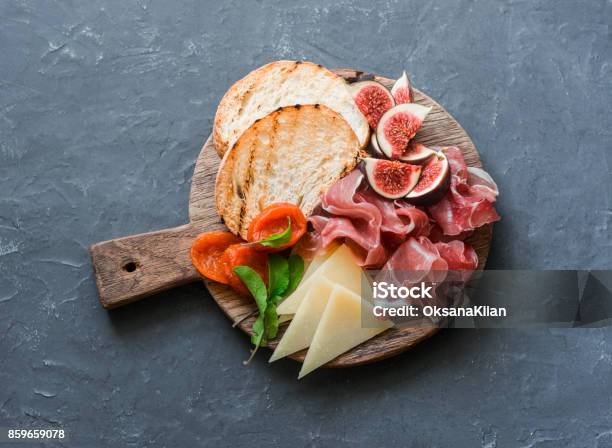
467, 166, 499, 203
377, 236, 449, 285
374, 236, 478, 311
302, 170, 430, 267
428, 223, 473, 243
428, 147, 500, 236
301, 146, 499, 278
435, 240, 478, 282
377, 237, 478, 283
309, 214, 387, 267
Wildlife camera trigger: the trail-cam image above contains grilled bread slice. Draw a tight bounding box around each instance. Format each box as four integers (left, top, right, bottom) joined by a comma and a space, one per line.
213, 60, 369, 156
215, 104, 360, 239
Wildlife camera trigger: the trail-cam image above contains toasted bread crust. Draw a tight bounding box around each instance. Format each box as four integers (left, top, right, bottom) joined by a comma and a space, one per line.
215, 104, 360, 238
213, 61, 369, 157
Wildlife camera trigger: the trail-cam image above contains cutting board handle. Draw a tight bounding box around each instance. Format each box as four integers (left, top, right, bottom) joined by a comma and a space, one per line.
90, 223, 204, 309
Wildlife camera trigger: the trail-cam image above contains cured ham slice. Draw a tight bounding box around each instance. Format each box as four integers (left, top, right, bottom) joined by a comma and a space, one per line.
320, 170, 380, 224
309, 214, 388, 267
300, 146, 499, 276
467, 166, 499, 203
377, 236, 448, 285
356, 187, 430, 242
434, 240, 478, 282
302, 169, 430, 268
428, 147, 500, 236
374, 236, 478, 312
428, 223, 473, 243
377, 237, 477, 283
374, 236, 449, 311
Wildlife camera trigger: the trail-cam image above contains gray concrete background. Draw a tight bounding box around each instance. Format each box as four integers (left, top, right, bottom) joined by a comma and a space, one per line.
1, 0, 611, 446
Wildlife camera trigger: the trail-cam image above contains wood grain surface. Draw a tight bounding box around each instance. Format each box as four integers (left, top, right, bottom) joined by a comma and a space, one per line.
90, 68, 492, 367
90, 224, 204, 308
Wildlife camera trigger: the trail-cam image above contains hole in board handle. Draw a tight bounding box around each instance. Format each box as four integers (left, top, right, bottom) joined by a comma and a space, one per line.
123, 262, 138, 273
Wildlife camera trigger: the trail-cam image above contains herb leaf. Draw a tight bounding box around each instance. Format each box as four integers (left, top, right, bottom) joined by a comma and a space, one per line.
284, 254, 305, 298
251, 314, 265, 346
264, 300, 280, 340
233, 266, 268, 364
233, 254, 303, 364
233, 266, 267, 314
257, 217, 292, 248
244, 313, 265, 365
268, 253, 289, 298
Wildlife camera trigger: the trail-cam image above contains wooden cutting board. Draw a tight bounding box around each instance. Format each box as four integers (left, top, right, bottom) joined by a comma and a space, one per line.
90, 68, 492, 367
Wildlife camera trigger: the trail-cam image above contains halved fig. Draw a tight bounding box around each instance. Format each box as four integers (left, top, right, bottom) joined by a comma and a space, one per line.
398, 141, 436, 164
391, 71, 413, 104
405, 151, 450, 205
351, 81, 395, 129
363, 157, 422, 199
376, 103, 432, 159
369, 133, 385, 158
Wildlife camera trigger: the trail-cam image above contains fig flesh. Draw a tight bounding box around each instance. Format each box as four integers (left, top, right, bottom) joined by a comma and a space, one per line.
405, 151, 450, 205
376, 103, 432, 159
391, 71, 414, 104
398, 141, 436, 164
363, 157, 422, 199
351, 81, 395, 129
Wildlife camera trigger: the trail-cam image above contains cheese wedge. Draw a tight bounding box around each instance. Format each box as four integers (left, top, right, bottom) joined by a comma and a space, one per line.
269, 277, 334, 362
278, 315, 292, 324
277, 244, 361, 315
300, 241, 340, 283
278, 243, 341, 322
298, 285, 393, 379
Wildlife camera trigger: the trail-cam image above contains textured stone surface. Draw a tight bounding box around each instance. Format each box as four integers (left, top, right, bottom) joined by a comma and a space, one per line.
1, 0, 612, 446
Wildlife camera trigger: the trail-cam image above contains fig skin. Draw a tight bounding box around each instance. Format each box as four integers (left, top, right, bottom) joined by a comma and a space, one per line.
405, 171, 450, 206
376, 103, 432, 160
398, 141, 436, 164
405, 151, 450, 205
363, 157, 421, 199
351, 81, 395, 129
368, 133, 386, 158
391, 71, 414, 104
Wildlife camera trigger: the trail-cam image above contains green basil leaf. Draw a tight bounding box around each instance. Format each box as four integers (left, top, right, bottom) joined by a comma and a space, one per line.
244, 313, 265, 364
283, 254, 305, 298
270, 294, 283, 306
257, 217, 292, 248
232, 266, 267, 314
268, 253, 289, 298
234, 266, 271, 365
264, 301, 280, 340
250, 314, 265, 346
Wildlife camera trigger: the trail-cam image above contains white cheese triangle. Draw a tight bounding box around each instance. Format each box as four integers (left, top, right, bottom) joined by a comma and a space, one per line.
278, 243, 340, 322
298, 285, 393, 379
269, 276, 334, 362
277, 244, 361, 315
300, 241, 340, 283
278, 314, 292, 324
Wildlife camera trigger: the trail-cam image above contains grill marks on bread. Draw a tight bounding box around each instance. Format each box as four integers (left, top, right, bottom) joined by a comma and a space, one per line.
236, 138, 257, 236
213, 61, 369, 156
215, 104, 361, 239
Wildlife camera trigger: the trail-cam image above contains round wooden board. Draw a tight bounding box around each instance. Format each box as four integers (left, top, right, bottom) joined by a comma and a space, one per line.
188, 69, 492, 368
